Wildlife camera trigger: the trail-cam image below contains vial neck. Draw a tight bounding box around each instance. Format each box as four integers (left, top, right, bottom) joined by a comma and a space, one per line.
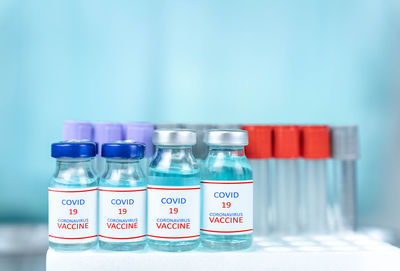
208, 146, 245, 157
103, 159, 142, 180
156, 146, 193, 155
105, 159, 140, 171
55, 158, 94, 179
56, 158, 92, 168
152, 145, 198, 171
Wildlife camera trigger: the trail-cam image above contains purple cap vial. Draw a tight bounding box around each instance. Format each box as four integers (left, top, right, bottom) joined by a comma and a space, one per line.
63, 121, 93, 141
124, 123, 155, 158
93, 122, 123, 155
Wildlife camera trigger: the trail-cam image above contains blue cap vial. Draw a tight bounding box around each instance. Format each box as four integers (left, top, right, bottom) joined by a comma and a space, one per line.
51, 141, 97, 158
101, 142, 145, 159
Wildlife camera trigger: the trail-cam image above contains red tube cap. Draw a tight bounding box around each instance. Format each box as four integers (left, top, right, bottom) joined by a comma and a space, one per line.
273, 126, 301, 159
301, 125, 331, 159
241, 125, 272, 159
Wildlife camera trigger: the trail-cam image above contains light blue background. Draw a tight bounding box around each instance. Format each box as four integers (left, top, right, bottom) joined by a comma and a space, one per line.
1, 0, 400, 230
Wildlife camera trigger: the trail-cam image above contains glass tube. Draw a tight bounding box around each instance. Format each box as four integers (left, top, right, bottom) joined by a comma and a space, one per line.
333, 159, 356, 232
275, 159, 299, 236
303, 159, 328, 234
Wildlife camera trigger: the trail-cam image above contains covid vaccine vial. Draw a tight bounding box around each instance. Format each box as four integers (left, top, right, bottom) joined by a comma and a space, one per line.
201, 129, 253, 250
147, 129, 200, 252
98, 142, 147, 251
48, 141, 98, 251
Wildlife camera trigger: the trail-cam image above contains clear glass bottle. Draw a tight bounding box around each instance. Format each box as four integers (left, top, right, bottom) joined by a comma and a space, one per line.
201, 129, 253, 250
147, 129, 200, 252
98, 142, 147, 251
48, 141, 98, 251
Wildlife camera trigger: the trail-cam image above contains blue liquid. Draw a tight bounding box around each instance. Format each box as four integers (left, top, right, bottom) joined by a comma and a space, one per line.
49, 158, 98, 251
148, 168, 200, 252
201, 148, 253, 250
99, 159, 146, 251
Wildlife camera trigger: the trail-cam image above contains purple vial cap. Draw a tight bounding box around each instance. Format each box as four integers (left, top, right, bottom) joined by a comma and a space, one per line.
63, 121, 93, 141
93, 122, 124, 155
124, 122, 154, 158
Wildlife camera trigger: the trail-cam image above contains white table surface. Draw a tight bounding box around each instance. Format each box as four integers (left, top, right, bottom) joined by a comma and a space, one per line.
47, 234, 400, 271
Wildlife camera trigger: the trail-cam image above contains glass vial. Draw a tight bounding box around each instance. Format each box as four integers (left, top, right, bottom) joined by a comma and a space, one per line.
201, 129, 253, 250
147, 129, 200, 252
241, 125, 272, 237
48, 141, 98, 251
98, 142, 147, 251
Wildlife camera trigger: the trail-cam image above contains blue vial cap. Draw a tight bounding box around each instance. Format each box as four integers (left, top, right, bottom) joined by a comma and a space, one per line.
51, 141, 97, 158
102, 142, 145, 159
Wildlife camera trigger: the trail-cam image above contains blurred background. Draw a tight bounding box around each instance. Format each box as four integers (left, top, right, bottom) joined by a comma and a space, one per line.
1, 0, 400, 270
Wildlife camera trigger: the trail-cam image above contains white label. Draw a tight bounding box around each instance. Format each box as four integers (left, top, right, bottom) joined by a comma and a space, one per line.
48, 188, 97, 244
201, 180, 253, 235
147, 185, 200, 241
98, 187, 146, 242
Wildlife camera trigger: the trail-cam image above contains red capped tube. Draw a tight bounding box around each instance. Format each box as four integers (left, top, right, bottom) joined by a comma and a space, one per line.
300, 125, 331, 234
271, 125, 301, 235
242, 125, 272, 159
241, 124, 272, 236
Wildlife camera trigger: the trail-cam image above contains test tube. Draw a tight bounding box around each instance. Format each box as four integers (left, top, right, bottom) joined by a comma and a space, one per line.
93, 122, 124, 176
124, 122, 155, 175
62, 121, 93, 141
272, 126, 301, 236
241, 125, 272, 236
182, 124, 217, 164
301, 125, 331, 234
331, 126, 359, 233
